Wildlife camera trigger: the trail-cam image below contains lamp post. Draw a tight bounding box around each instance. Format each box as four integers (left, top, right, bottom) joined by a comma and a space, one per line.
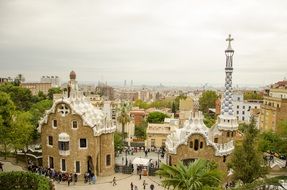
125, 149, 128, 166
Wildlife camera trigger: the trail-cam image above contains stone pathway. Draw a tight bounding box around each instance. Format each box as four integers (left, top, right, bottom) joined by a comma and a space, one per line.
0, 160, 24, 172
54, 173, 165, 190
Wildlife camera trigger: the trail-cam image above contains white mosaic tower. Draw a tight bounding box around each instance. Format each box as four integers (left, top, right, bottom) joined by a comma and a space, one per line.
217, 35, 238, 131
222, 34, 234, 115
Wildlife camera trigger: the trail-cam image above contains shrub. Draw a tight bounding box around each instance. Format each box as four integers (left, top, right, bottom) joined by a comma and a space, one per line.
0, 171, 53, 190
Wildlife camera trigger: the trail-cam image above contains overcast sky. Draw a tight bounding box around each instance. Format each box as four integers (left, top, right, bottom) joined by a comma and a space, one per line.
0, 0, 287, 86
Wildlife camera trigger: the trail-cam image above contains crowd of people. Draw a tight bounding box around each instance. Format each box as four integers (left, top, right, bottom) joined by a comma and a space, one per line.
27, 160, 96, 186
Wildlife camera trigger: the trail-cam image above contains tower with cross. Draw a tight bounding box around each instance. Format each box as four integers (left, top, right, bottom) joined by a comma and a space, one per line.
216, 34, 238, 137
222, 34, 234, 116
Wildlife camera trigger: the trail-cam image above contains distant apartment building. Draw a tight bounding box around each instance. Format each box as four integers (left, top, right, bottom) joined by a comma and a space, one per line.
146, 118, 179, 148
115, 90, 138, 101
259, 80, 287, 131
233, 92, 262, 123
179, 97, 194, 126
96, 83, 114, 100
21, 83, 52, 95
0, 77, 13, 84
40, 76, 60, 87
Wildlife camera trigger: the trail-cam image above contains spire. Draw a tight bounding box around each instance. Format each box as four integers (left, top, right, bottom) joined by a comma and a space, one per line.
225, 34, 234, 52
221, 34, 235, 116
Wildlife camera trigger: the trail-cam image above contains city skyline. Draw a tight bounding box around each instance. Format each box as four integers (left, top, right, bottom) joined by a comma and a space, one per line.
1, 0, 287, 87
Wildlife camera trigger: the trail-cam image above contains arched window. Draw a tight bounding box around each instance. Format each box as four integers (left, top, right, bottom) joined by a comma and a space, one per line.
189, 141, 193, 148
194, 139, 199, 151
227, 131, 230, 137
200, 142, 203, 149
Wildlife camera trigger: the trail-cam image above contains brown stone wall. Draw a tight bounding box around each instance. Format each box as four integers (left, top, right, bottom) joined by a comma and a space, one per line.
98, 133, 115, 176
41, 103, 114, 177
168, 134, 229, 172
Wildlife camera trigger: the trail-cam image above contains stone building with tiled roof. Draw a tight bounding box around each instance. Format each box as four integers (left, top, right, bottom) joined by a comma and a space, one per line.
38, 71, 116, 177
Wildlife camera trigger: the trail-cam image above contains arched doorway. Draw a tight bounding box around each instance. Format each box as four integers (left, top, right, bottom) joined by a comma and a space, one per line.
182, 158, 197, 166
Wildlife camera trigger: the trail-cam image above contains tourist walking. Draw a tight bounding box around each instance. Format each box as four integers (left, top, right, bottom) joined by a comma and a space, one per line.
130, 182, 134, 190
143, 180, 148, 189
67, 173, 72, 186
112, 176, 117, 186
150, 183, 155, 190
73, 173, 78, 185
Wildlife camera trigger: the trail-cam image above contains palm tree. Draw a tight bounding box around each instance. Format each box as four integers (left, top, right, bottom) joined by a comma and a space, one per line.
117, 103, 130, 137
157, 159, 222, 190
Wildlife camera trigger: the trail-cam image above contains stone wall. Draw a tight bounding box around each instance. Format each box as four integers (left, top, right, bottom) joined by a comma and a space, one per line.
41, 103, 114, 177
168, 134, 229, 172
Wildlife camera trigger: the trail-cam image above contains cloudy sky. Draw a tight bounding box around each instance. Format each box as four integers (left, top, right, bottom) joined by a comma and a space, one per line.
0, 0, 287, 86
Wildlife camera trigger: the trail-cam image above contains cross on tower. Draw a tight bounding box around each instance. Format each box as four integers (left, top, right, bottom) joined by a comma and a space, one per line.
226, 34, 234, 50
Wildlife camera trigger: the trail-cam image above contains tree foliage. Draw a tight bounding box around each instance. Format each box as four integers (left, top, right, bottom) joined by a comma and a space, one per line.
117, 103, 131, 136
134, 121, 148, 139
203, 113, 216, 128
10, 111, 34, 150
0, 83, 33, 111
243, 91, 263, 100
228, 119, 267, 184
199, 91, 218, 113
258, 120, 287, 167
146, 111, 169, 123
114, 132, 124, 152
0, 171, 52, 190
47, 87, 62, 100
258, 131, 281, 153
0, 92, 16, 159
157, 159, 222, 190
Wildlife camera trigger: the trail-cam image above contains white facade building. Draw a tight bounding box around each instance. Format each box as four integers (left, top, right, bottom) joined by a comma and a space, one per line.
40, 76, 61, 87
232, 92, 262, 123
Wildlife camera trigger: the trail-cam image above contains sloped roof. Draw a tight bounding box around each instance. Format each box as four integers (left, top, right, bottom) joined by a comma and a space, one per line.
38, 94, 116, 136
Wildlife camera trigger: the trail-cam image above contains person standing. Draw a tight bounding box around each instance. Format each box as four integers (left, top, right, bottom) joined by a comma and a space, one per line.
143, 180, 148, 189
73, 173, 78, 185
112, 176, 117, 186
67, 173, 72, 186
150, 183, 155, 190
130, 182, 134, 190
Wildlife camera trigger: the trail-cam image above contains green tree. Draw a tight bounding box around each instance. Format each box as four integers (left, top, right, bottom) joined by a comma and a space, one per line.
13, 74, 25, 86
146, 111, 169, 123
0, 92, 16, 159
134, 121, 148, 139
243, 91, 263, 100
258, 131, 281, 154
171, 102, 176, 114
157, 159, 222, 190
277, 120, 287, 167
117, 103, 131, 136
228, 118, 267, 184
10, 111, 34, 163
114, 132, 124, 152
47, 87, 62, 100
0, 83, 33, 111
134, 99, 149, 109
203, 113, 216, 128
199, 90, 218, 113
